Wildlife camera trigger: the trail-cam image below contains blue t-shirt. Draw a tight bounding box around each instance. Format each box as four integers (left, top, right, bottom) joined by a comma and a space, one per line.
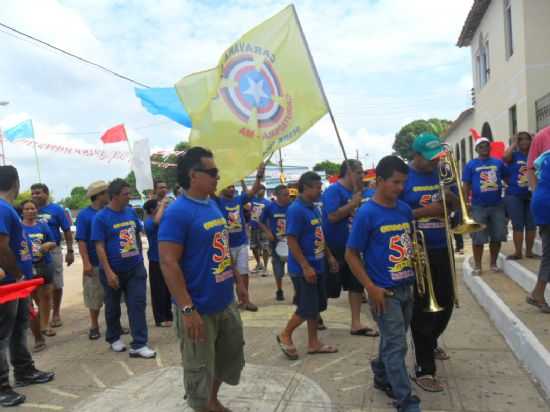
215, 193, 251, 247
401, 167, 447, 249
462, 157, 507, 207
249, 197, 270, 229
38, 203, 71, 245
75, 206, 101, 267
505, 151, 529, 198
347, 199, 415, 288
91, 207, 143, 272
286, 197, 326, 277
532, 154, 550, 225
144, 217, 159, 263
322, 182, 354, 251
158, 194, 234, 315
23, 222, 54, 264
261, 201, 289, 241
0, 199, 33, 283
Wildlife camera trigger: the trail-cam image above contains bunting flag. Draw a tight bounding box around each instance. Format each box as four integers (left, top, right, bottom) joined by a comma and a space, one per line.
135, 87, 192, 127
0, 278, 44, 304
100, 124, 128, 144
175, 5, 328, 190
131, 138, 154, 193
4, 119, 34, 142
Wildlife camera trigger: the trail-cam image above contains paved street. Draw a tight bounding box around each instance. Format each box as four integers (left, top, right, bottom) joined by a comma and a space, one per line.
9, 254, 550, 411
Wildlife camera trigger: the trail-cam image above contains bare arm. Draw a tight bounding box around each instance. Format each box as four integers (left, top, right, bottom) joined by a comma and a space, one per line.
503, 139, 517, 164
159, 242, 194, 308
78, 240, 93, 275
95, 241, 119, 288
287, 234, 316, 283
528, 169, 538, 191
64, 230, 75, 265
245, 163, 266, 198
462, 182, 472, 203
0, 234, 22, 279
327, 192, 362, 224
258, 221, 275, 241
153, 199, 169, 225
345, 247, 387, 313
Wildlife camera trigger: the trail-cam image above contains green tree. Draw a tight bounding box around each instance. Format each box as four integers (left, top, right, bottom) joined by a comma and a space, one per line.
126, 141, 190, 196
313, 160, 340, 176
392, 118, 452, 160
15, 190, 32, 206
60, 186, 89, 210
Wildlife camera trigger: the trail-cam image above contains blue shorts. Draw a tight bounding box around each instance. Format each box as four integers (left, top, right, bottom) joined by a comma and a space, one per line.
471, 203, 507, 245
270, 243, 286, 280
504, 195, 536, 231
290, 272, 327, 321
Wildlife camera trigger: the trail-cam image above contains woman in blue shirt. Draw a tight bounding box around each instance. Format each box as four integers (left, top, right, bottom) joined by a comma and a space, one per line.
21, 200, 57, 352
503, 132, 536, 259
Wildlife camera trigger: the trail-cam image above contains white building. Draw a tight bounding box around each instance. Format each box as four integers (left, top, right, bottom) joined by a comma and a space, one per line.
444, 0, 550, 170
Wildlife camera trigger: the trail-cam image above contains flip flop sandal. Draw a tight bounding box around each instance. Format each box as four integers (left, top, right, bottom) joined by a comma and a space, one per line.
121, 327, 130, 335
490, 265, 501, 273
276, 335, 298, 360
33, 341, 47, 353
526, 296, 550, 313
434, 347, 450, 360
412, 375, 444, 392
350, 327, 379, 337
42, 329, 56, 337
88, 328, 101, 340
50, 319, 63, 328
307, 344, 338, 355
526, 254, 540, 259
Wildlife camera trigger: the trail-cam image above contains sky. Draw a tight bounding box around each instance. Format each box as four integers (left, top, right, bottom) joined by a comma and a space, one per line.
0, 0, 474, 198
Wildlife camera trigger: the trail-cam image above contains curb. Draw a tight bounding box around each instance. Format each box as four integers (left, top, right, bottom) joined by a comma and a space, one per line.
463, 255, 550, 398
497, 253, 550, 303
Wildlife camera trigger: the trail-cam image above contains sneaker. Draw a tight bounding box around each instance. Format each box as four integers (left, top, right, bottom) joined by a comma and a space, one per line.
111, 339, 127, 352
14, 368, 55, 387
276, 289, 285, 301
129, 346, 157, 359
0, 386, 25, 407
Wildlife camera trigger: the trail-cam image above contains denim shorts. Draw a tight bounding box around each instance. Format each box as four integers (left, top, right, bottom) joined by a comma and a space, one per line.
471, 203, 507, 245
290, 272, 327, 320
270, 243, 286, 280
504, 195, 536, 231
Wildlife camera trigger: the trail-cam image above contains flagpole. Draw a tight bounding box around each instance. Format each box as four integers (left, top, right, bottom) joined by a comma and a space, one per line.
278, 148, 285, 184
30, 120, 42, 182
291, 5, 348, 161
0, 127, 5, 166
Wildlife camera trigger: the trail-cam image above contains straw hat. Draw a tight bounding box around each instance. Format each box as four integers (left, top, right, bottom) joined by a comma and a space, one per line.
86, 181, 108, 198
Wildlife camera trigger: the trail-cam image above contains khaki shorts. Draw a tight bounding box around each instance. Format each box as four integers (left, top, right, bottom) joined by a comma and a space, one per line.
51, 246, 64, 289
176, 303, 245, 411
83, 266, 104, 310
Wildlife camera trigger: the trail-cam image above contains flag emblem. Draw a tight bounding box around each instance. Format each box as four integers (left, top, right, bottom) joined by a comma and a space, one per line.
220, 53, 285, 129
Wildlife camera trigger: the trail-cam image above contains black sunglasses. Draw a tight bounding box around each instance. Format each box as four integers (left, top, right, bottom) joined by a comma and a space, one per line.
195, 167, 219, 178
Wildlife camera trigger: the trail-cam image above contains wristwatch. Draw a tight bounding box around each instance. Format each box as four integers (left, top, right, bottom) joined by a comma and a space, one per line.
181, 305, 195, 316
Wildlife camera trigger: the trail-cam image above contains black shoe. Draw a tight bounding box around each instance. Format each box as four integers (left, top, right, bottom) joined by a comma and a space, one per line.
395, 395, 421, 412
0, 386, 26, 407
276, 289, 284, 301
374, 378, 395, 399
15, 369, 55, 387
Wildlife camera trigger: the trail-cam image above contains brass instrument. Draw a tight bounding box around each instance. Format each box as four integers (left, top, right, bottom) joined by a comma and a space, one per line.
410, 220, 444, 313
438, 145, 486, 307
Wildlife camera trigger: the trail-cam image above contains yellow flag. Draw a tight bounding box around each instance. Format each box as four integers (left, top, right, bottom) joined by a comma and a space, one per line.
175, 5, 328, 190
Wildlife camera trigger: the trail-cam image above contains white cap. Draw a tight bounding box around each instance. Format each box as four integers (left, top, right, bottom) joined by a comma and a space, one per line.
474, 137, 490, 148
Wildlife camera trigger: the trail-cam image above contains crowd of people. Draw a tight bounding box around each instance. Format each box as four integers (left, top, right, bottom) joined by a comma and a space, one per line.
1, 125, 550, 411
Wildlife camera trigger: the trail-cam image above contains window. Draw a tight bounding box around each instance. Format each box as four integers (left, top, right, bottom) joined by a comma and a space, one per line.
504, 0, 514, 59
476, 35, 491, 88
509, 105, 517, 140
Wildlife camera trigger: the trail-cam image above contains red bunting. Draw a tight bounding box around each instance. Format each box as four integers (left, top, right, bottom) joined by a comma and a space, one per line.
0, 278, 44, 304
100, 124, 128, 144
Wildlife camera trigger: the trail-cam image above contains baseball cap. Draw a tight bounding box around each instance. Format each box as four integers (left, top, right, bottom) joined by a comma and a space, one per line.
86, 180, 108, 198
412, 132, 444, 160
474, 137, 491, 148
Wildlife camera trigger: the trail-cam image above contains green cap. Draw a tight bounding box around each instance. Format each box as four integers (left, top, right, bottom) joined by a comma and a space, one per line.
412, 132, 444, 160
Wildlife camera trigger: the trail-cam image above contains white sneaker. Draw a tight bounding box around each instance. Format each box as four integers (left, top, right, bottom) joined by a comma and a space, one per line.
111, 339, 126, 352
129, 346, 156, 359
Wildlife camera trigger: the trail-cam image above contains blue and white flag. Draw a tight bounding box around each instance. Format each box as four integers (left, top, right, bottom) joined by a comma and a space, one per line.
4, 119, 34, 142
135, 87, 192, 128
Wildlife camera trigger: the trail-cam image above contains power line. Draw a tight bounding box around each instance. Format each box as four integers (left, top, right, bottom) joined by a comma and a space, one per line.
0, 21, 151, 89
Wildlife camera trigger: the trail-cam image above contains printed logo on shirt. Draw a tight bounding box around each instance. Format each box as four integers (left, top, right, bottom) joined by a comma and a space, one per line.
19, 239, 32, 262
28, 233, 45, 259
518, 162, 528, 187
313, 226, 325, 260
275, 217, 286, 239
479, 168, 498, 192
418, 191, 441, 206
381, 223, 413, 281
226, 205, 243, 233
251, 203, 266, 222
117, 222, 139, 258
38, 213, 52, 224
212, 228, 234, 283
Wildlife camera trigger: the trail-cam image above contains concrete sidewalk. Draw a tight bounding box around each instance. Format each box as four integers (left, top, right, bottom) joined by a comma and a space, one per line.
9, 255, 550, 411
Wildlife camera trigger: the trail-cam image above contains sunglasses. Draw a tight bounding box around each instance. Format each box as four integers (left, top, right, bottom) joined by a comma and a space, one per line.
195, 167, 219, 178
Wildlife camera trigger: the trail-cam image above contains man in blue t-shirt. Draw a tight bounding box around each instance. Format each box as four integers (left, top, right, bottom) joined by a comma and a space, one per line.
462, 138, 508, 274
249, 185, 270, 275
0, 166, 54, 407
276, 172, 339, 361
31, 183, 73, 328
346, 156, 421, 412
158, 147, 247, 412
259, 184, 290, 301
76, 181, 109, 340
322, 159, 378, 337
143, 197, 173, 327
401, 132, 457, 392
92, 179, 155, 359
215, 163, 265, 312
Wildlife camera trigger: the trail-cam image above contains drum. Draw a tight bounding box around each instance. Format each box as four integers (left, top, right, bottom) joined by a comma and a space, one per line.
275, 238, 288, 262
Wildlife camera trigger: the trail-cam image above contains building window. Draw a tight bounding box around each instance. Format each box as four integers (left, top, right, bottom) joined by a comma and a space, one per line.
476, 35, 490, 88
504, 0, 514, 59
509, 105, 517, 140
536, 93, 550, 132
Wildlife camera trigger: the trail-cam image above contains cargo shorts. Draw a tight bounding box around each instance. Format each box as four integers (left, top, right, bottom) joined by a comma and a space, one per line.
83, 266, 104, 311
176, 303, 245, 411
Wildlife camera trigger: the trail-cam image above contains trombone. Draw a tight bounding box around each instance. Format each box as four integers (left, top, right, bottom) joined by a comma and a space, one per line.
438, 145, 485, 307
